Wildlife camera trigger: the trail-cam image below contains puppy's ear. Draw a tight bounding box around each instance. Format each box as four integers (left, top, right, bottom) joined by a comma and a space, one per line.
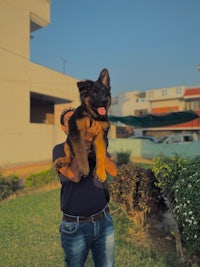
77, 80, 94, 93
97, 68, 110, 89
77, 81, 85, 92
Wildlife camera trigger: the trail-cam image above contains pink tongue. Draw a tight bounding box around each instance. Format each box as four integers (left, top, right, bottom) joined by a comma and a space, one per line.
97, 107, 106, 115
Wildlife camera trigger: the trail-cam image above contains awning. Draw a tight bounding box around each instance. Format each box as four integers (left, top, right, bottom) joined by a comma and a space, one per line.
109, 110, 199, 128
31, 92, 71, 104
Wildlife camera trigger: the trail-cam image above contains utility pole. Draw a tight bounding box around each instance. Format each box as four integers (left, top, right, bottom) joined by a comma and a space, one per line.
62, 58, 67, 74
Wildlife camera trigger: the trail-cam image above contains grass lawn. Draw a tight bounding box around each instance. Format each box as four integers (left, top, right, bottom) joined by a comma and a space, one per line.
0, 186, 185, 267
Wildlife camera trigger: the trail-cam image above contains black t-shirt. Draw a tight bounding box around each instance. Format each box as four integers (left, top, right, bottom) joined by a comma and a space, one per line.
52, 142, 108, 216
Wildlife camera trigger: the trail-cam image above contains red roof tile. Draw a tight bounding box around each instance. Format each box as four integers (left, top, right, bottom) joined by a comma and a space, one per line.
184, 88, 200, 97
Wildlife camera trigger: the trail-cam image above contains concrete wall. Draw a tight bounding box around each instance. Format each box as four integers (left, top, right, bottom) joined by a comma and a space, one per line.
0, 0, 80, 167
108, 138, 200, 161
0, 57, 79, 166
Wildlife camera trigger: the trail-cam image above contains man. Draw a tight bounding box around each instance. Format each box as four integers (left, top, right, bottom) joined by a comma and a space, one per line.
53, 108, 116, 267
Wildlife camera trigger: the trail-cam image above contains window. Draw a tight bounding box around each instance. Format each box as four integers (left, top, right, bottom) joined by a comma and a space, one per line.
176, 87, 182, 94
138, 97, 145, 103
161, 89, 167, 96
191, 101, 200, 110
148, 91, 154, 98
135, 109, 148, 116
30, 92, 54, 124
185, 102, 191, 110
185, 100, 200, 111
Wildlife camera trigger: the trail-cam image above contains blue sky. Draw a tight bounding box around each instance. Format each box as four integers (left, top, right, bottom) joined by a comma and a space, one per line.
30, 0, 200, 96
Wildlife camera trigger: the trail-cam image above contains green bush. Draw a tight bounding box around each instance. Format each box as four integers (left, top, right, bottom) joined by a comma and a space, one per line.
110, 163, 166, 226
152, 154, 188, 208
116, 150, 131, 165
0, 174, 22, 200
25, 167, 58, 187
173, 156, 200, 251
153, 155, 200, 252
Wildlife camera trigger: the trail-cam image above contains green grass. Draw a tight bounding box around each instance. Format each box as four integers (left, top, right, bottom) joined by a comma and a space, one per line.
0, 187, 185, 267
0, 188, 62, 267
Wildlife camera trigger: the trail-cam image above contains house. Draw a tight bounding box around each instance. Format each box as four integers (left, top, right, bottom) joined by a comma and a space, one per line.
111, 86, 200, 138
0, 0, 80, 166
145, 86, 200, 137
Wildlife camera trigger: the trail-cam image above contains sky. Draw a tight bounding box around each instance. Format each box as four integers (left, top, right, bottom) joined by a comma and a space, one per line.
30, 0, 200, 96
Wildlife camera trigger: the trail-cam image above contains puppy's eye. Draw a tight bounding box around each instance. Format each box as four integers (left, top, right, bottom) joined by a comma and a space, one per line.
92, 92, 97, 97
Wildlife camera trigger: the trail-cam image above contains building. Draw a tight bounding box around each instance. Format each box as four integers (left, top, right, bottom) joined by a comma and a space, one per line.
0, 0, 80, 166
110, 91, 150, 137
184, 87, 200, 111
111, 91, 149, 116
146, 86, 200, 137
111, 86, 200, 138
146, 86, 186, 114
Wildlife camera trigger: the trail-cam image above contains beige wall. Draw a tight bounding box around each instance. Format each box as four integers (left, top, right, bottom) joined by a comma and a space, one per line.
146, 86, 185, 101
0, 0, 50, 58
29, 62, 80, 102
150, 99, 180, 110
0, 57, 79, 166
0, 0, 80, 166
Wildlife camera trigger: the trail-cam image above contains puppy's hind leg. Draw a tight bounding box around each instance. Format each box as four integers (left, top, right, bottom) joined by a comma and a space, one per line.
93, 133, 107, 182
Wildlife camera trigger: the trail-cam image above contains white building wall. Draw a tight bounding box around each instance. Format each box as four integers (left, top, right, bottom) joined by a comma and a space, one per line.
111, 91, 149, 116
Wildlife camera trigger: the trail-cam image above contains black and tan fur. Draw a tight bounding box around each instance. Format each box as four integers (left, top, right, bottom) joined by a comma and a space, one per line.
54, 68, 111, 182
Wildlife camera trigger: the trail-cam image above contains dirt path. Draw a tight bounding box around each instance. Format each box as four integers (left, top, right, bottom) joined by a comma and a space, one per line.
0, 157, 152, 178
0, 161, 52, 178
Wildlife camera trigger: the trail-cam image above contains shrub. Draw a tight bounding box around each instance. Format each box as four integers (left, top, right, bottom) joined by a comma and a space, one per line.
110, 163, 166, 227
25, 167, 58, 187
173, 156, 200, 252
0, 174, 22, 200
116, 150, 131, 165
153, 155, 200, 252
152, 154, 188, 209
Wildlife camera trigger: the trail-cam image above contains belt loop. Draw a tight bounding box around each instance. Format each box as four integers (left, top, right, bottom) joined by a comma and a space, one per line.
91, 214, 95, 223
103, 206, 107, 216
77, 216, 80, 224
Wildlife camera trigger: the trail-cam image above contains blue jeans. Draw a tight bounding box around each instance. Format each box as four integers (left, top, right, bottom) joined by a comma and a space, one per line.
59, 212, 115, 267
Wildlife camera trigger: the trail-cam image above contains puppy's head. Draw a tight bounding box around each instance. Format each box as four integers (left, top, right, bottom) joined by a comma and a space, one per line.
77, 69, 111, 119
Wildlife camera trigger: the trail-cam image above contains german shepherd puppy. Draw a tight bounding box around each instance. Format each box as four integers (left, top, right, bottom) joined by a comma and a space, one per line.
54, 68, 111, 182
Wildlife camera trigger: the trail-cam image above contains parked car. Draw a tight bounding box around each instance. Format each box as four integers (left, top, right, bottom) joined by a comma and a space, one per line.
158, 133, 198, 144
128, 135, 158, 143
